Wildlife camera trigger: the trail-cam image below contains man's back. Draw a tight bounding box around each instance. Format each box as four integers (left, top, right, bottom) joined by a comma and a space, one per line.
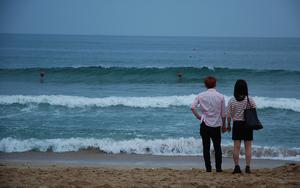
190, 76, 226, 172
192, 88, 225, 127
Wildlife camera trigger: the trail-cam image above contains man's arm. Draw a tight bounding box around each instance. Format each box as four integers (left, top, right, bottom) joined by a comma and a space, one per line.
191, 108, 202, 120
191, 96, 201, 120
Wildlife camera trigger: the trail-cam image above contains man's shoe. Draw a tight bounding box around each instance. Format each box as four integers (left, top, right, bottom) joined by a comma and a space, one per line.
245, 166, 251, 174
216, 168, 223, 172
232, 165, 242, 174
206, 168, 212, 172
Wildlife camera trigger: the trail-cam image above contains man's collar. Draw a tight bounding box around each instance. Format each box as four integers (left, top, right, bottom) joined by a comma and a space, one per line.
207, 88, 216, 91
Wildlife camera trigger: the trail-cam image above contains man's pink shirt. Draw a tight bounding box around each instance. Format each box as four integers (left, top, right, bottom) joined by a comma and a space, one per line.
191, 88, 226, 127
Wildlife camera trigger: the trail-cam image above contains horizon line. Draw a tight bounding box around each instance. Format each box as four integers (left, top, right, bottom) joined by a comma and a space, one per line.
1, 32, 300, 39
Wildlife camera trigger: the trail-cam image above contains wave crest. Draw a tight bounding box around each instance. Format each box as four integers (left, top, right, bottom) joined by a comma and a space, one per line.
0, 94, 299, 112
1, 137, 299, 161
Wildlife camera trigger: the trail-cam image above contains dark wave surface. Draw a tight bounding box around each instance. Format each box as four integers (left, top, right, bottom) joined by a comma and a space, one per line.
1, 66, 300, 84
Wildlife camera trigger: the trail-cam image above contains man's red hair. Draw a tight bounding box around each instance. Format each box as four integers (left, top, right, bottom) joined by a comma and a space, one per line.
204, 76, 216, 88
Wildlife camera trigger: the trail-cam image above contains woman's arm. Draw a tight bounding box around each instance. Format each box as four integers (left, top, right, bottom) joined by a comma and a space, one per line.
226, 98, 233, 132
250, 97, 256, 108
227, 116, 231, 132
221, 96, 227, 132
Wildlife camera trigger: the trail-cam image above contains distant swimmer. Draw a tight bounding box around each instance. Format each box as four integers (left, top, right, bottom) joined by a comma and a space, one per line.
177, 72, 183, 78
40, 71, 45, 83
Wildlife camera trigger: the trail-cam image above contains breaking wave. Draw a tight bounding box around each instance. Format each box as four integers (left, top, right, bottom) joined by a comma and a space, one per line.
0, 94, 299, 112
1, 137, 299, 161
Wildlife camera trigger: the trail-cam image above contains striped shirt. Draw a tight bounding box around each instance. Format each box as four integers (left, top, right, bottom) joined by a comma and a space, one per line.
227, 96, 256, 121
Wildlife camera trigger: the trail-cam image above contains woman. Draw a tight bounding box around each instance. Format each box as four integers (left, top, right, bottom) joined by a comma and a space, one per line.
227, 80, 256, 174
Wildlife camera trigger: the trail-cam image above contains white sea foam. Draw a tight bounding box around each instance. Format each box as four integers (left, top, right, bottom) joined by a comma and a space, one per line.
0, 94, 299, 112
0, 137, 299, 161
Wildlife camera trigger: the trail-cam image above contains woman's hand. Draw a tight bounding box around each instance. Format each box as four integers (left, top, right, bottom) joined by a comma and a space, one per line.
227, 117, 231, 133
227, 125, 231, 132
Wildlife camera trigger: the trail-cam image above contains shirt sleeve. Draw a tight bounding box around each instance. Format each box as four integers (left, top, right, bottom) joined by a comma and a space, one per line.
221, 96, 226, 117
191, 96, 199, 109
249, 97, 256, 108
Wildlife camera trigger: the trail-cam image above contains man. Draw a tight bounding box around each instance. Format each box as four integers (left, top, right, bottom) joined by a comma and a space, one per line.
191, 76, 226, 172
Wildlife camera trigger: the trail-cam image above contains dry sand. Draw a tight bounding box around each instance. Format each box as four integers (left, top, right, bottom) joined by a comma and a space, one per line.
0, 152, 299, 188
1, 163, 299, 188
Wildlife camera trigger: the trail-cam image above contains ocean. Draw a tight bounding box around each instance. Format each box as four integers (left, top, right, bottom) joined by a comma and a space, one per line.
0, 34, 300, 161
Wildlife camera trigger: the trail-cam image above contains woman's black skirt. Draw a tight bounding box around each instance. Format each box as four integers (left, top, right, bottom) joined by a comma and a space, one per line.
232, 121, 253, 141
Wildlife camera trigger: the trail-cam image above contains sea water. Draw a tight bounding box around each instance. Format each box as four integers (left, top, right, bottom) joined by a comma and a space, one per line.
0, 34, 300, 161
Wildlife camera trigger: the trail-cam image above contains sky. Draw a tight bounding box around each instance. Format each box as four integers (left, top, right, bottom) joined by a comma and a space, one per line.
0, 0, 299, 37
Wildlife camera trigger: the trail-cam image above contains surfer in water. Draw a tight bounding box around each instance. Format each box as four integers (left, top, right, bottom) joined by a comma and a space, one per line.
177, 72, 183, 83
177, 72, 183, 78
40, 70, 45, 83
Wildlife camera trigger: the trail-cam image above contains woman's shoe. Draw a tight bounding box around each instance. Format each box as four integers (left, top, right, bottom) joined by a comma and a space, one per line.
232, 165, 242, 174
245, 166, 251, 174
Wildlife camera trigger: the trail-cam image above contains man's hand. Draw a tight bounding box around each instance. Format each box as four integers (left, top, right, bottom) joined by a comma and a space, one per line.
191, 108, 202, 121
221, 125, 227, 133
221, 117, 226, 133
196, 115, 202, 121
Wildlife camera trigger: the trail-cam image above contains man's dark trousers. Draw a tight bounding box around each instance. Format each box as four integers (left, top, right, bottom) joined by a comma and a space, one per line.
200, 122, 222, 171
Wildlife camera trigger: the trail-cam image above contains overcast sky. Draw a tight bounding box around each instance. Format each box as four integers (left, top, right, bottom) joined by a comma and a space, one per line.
0, 0, 299, 37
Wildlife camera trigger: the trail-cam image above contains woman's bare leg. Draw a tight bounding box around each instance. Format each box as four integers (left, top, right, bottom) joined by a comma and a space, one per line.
233, 140, 241, 165
244, 141, 252, 166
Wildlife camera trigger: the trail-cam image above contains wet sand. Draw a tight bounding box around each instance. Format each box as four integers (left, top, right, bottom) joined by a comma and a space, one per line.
0, 152, 299, 187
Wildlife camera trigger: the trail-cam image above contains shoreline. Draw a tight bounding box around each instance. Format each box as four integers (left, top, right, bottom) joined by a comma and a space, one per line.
1, 152, 300, 187
0, 151, 297, 169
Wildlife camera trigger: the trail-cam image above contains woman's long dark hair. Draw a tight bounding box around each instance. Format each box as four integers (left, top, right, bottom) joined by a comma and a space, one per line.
234, 80, 248, 101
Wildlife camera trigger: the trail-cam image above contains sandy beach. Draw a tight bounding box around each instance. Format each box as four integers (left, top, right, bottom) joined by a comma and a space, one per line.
1, 152, 299, 188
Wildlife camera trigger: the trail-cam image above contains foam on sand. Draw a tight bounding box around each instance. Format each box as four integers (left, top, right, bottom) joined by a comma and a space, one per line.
1, 137, 299, 161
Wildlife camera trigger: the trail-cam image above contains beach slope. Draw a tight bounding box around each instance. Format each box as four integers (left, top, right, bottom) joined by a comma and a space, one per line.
1, 163, 299, 188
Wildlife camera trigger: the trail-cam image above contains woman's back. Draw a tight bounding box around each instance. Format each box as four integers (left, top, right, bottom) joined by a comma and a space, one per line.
227, 96, 256, 121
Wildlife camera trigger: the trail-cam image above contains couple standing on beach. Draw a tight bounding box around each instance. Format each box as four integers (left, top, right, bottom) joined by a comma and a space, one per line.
191, 76, 256, 174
